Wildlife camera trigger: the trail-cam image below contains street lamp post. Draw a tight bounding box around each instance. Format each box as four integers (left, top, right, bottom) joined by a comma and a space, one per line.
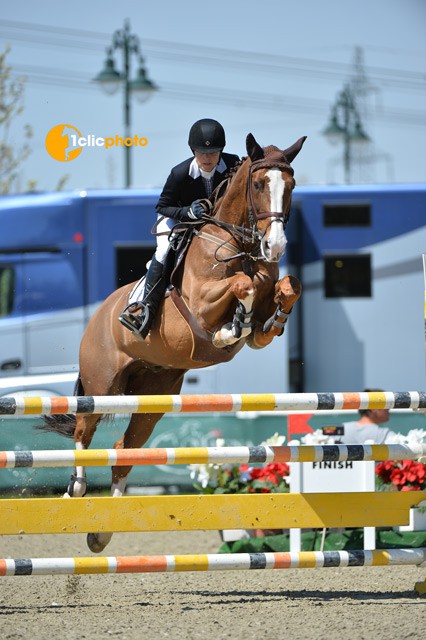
322, 84, 369, 183
93, 19, 158, 188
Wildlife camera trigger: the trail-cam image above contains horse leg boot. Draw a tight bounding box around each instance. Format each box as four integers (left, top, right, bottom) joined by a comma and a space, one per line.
64, 414, 101, 498
211, 277, 255, 348
119, 256, 166, 339
248, 275, 302, 349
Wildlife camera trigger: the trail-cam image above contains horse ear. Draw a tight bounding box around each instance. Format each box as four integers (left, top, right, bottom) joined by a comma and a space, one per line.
246, 133, 264, 162
283, 136, 307, 163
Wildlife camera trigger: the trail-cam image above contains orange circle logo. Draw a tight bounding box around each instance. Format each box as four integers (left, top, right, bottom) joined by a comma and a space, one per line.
45, 124, 83, 161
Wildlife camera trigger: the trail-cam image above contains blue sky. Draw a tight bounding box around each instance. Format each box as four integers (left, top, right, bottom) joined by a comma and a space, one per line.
1, 0, 425, 192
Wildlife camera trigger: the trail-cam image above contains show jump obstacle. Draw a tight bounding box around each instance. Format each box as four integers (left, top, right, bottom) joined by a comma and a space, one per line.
0, 392, 425, 596
1, 390, 426, 415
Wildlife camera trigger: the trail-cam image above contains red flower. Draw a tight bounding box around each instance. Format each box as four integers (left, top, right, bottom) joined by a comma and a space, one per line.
250, 463, 289, 485
375, 460, 395, 484
375, 459, 426, 491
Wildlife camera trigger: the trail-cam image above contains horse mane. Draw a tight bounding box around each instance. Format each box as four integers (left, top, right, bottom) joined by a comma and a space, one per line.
208, 156, 248, 210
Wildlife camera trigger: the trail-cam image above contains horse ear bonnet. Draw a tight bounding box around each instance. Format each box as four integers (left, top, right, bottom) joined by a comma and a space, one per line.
282, 136, 307, 163
246, 133, 264, 161
247, 134, 307, 167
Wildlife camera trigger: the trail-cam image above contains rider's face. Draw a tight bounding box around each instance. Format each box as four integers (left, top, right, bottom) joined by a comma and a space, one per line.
194, 151, 220, 172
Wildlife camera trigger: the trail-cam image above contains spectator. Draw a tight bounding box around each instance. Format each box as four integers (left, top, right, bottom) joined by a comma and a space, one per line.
338, 388, 397, 444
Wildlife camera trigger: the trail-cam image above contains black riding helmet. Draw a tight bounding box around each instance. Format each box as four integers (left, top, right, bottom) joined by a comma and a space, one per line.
188, 118, 226, 153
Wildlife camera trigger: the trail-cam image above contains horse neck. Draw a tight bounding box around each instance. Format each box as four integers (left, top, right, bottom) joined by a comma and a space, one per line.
213, 159, 250, 226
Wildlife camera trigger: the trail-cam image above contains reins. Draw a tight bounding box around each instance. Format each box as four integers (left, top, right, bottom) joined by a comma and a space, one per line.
201, 153, 294, 265
152, 150, 294, 271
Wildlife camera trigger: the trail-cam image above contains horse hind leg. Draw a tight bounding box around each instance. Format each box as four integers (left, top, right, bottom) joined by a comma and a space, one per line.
87, 412, 165, 553
64, 414, 101, 498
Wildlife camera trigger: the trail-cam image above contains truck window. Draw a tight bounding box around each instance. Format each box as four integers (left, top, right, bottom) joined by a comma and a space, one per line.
115, 246, 155, 288
0, 267, 14, 317
324, 254, 372, 298
323, 203, 371, 227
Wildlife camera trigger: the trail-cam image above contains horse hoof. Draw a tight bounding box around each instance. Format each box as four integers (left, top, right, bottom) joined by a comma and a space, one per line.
87, 533, 106, 553
87, 532, 113, 553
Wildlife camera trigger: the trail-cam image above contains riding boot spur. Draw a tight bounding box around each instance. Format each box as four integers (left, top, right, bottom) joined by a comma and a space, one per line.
118, 256, 167, 339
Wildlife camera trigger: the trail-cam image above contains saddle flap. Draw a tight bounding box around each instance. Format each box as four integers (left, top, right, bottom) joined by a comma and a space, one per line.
170, 288, 238, 364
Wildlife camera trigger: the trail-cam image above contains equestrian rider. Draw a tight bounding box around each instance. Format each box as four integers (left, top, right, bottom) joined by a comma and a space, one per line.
119, 118, 240, 338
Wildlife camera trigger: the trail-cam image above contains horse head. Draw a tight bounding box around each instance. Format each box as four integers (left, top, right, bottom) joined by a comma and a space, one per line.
245, 133, 306, 262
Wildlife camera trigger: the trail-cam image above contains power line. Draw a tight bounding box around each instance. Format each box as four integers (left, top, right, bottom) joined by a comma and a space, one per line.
1, 18, 425, 92
11, 63, 426, 126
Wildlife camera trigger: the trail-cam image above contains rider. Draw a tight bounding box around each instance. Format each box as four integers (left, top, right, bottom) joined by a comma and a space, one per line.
119, 118, 240, 338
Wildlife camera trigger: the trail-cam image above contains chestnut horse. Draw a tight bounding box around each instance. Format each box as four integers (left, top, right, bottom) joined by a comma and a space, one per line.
43, 132, 306, 552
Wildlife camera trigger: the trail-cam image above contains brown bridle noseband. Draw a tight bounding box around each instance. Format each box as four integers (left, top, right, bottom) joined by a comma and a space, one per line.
247, 152, 294, 229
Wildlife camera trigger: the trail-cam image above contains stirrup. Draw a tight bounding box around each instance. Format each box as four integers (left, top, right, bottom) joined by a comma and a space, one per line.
118, 309, 144, 336
118, 305, 153, 339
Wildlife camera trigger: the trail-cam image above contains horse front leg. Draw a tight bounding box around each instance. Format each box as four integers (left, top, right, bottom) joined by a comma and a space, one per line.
198, 274, 254, 348
248, 274, 301, 349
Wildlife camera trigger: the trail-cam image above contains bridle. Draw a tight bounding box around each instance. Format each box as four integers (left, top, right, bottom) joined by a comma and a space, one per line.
246, 156, 294, 229
180, 152, 295, 269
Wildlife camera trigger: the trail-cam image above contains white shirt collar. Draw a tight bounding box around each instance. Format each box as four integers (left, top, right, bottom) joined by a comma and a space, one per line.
189, 157, 227, 179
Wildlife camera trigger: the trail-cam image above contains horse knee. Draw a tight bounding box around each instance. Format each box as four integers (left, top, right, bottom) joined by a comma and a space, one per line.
231, 276, 254, 306
276, 274, 302, 305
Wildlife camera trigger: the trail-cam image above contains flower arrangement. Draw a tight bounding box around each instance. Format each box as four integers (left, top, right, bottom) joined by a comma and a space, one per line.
189, 433, 290, 495
375, 429, 426, 493
375, 459, 425, 492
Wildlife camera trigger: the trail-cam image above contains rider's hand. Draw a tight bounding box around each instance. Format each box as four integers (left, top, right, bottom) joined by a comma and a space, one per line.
187, 200, 207, 220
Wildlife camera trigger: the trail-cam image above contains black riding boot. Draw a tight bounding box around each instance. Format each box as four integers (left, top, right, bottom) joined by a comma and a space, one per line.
118, 256, 166, 339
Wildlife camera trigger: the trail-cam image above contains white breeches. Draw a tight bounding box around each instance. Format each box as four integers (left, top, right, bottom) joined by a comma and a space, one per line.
128, 215, 176, 305
155, 215, 176, 263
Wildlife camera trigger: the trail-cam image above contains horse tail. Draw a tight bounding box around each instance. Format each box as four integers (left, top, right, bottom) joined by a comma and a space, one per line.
35, 375, 84, 439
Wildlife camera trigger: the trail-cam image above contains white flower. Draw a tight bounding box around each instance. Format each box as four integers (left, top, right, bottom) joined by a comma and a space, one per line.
405, 429, 426, 444
261, 432, 286, 446
301, 429, 336, 445
385, 432, 407, 444
385, 428, 426, 445
188, 462, 221, 488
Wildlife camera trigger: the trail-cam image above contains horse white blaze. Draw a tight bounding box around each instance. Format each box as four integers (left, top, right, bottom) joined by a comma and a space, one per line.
263, 168, 287, 262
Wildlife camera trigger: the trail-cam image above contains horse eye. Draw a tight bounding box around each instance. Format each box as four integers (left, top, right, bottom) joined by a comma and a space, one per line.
253, 181, 260, 191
